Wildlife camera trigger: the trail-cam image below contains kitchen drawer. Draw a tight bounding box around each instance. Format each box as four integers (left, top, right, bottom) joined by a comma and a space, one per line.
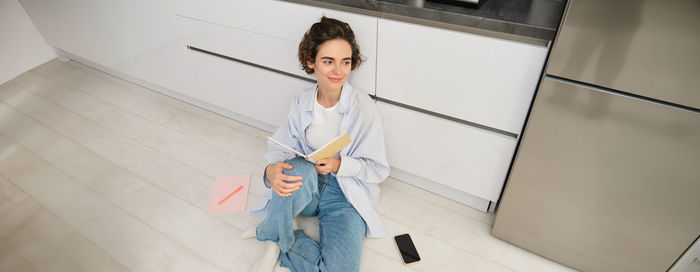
173, 0, 376, 59
377, 19, 547, 134
177, 16, 308, 81
176, 15, 375, 94
379, 102, 517, 202
186, 45, 314, 128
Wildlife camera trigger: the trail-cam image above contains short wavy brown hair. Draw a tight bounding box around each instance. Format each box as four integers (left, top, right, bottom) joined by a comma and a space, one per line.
298, 16, 364, 74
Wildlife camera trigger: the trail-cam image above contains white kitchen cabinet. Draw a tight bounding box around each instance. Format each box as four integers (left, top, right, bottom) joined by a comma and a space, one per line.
186, 45, 315, 130
377, 19, 547, 134
107, 0, 195, 96
379, 102, 517, 203
20, 0, 136, 77
176, 15, 309, 82
173, 0, 377, 94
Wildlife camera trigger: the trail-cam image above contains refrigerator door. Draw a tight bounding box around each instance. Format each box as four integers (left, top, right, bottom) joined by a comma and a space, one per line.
546, 0, 700, 110
492, 77, 700, 272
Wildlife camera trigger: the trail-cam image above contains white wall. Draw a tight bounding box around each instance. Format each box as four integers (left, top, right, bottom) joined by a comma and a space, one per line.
0, 0, 56, 84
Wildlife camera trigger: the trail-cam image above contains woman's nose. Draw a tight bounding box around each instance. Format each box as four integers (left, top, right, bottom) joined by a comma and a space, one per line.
332, 63, 343, 74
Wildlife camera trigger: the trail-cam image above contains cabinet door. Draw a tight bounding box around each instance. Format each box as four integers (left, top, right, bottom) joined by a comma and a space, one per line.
172, 0, 376, 57
379, 102, 517, 202
177, 16, 309, 83
20, 0, 136, 77
173, 0, 377, 94
107, 0, 195, 95
377, 19, 547, 134
187, 46, 314, 130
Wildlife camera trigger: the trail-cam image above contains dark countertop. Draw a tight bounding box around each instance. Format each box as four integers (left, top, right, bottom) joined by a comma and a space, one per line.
280, 0, 567, 45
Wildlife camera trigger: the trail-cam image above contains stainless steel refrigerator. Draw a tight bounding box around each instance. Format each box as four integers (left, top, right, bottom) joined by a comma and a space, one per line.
491, 1, 700, 271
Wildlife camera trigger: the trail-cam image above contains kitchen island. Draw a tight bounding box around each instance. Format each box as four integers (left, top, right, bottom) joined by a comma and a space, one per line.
19, 0, 564, 213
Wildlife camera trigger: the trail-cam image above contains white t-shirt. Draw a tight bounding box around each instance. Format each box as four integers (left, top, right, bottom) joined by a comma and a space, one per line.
305, 90, 342, 150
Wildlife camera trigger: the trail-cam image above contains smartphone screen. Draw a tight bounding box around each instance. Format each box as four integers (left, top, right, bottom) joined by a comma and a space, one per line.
394, 234, 421, 264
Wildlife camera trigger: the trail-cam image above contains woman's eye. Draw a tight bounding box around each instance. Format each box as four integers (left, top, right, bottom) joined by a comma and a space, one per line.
324, 61, 332, 64
344, 61, 351, 65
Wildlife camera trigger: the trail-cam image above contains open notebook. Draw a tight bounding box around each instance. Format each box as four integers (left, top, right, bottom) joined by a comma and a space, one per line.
267, 132, 351, 164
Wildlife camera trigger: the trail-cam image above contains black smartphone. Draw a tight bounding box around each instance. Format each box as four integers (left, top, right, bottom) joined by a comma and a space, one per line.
394, 233, 421, 265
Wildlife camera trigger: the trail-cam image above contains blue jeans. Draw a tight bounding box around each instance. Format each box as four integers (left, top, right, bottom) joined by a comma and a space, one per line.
256, 157, 366, 272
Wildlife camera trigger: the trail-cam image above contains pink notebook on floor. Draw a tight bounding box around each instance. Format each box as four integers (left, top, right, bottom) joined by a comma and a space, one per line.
207, 174, 250, 214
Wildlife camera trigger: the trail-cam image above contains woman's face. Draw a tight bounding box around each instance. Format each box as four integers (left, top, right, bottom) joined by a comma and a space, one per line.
307, 39, 352, 92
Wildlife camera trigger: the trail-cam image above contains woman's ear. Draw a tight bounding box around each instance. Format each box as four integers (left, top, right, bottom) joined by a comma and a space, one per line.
306, 60, 315, 70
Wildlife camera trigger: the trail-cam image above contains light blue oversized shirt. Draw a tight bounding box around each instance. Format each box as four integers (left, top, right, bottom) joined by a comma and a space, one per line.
250, 82, 390, 238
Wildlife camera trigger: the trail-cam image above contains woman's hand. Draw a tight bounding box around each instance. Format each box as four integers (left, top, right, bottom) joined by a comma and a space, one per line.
265, 162, 303, 197
314, 157, 340, 175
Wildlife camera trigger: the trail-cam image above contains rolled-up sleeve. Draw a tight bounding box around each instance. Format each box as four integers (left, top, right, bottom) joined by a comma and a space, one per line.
336, 154, 361, 177
335, 100, 390, 185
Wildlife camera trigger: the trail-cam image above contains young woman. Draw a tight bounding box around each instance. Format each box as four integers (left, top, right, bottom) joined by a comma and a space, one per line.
250, 16, 390, 272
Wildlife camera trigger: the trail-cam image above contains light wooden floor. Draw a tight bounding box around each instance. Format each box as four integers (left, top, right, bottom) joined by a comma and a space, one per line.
0, 59, 579, 271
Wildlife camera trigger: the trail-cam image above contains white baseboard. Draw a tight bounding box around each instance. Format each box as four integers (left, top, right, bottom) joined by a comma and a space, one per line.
669, 236, 700, 272
56, 55, 70, 62
390, 167, 491, 212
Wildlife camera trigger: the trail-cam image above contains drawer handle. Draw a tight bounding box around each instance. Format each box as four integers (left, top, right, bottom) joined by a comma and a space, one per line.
186, 45, 316, 84
371, 95, 518, 139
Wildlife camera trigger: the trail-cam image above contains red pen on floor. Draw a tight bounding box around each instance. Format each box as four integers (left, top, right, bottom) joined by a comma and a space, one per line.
218, 185, 244, 205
